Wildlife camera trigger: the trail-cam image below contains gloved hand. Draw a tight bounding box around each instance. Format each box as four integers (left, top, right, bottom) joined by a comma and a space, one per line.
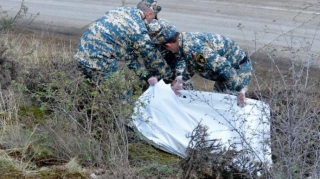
175, 76, 184, 88
148, 77, 158, 86
237, 89, 246, 107
171, 76, 184, 95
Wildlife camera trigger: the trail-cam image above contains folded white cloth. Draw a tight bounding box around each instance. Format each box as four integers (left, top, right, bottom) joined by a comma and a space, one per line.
132, 80, 271, 163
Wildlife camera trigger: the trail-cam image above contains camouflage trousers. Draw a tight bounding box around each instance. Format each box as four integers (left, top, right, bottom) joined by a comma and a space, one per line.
77, 61, 134, 100
77, 61, 116, 83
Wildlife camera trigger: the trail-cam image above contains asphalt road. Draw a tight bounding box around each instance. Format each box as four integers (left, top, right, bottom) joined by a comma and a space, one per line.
2, 0, 320, 60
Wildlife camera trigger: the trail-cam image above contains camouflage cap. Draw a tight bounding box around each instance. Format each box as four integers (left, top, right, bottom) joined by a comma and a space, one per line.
148, 18, 177, 45
139, 0, 162, 15
147, 19, 162, 39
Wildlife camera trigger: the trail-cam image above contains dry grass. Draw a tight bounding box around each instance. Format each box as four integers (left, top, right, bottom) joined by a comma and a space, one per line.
1, 5, 320, 178
0, 27, 184, 178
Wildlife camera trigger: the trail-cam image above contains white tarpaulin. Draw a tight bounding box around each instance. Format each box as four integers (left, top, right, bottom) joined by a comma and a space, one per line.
132, 80, 271, 163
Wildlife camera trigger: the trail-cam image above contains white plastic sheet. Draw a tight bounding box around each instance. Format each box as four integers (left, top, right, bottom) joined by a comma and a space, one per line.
132, 80, 271, 163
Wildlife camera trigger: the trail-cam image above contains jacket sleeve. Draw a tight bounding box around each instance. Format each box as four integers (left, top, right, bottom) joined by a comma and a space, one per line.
161, 49, 186, 77
132, 32, 175, 83
163, 52, 194, 82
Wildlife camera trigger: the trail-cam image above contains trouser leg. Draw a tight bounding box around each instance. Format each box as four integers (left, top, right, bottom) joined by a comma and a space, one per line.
77, 62, 112, 83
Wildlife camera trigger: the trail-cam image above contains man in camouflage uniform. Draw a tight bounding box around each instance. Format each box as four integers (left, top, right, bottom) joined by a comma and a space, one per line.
74, 0, 175, 85
147, 19, 194, 90
149, 19, 253, 107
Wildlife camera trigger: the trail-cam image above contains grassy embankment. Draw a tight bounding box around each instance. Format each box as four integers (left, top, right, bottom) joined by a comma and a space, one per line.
1, 1, 320, 179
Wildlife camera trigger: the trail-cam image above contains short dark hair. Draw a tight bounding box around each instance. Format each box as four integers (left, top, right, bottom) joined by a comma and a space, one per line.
165, 32, 180, 44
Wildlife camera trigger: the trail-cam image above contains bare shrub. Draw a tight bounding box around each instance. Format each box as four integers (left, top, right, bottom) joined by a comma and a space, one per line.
247, 15, 320, 177
0, 129, 39, 174
180, 124, 268, 179
0, 1, 179, 178
17, 49, 141, 169
0, 0, 28, 31
229, 3, 320, 178
0, 25, 146, 177
250, 49, 320, 178
0, 85, 20, 123
0, 57, 23, 90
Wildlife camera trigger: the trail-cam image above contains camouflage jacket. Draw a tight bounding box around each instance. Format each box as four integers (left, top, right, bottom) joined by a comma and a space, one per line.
74, 6, 173, 82
157, 45, 186, 77
178, 32, 251, 92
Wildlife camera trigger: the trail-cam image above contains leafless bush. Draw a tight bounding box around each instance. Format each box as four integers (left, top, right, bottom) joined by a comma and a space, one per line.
0, 57, 23, 90
250, 48, 320, 178
21, 53, 143, 168
0, 0, 28, 31
229, 3, 320, 178
0, 26, 147, 177
246, 13, 320, 177
180, 124, 268, 179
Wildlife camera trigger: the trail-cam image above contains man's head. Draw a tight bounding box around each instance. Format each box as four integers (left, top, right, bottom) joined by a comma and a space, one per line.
139, 0, 162, 15
149, 19, 180, 53
137, 0, 162, 23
